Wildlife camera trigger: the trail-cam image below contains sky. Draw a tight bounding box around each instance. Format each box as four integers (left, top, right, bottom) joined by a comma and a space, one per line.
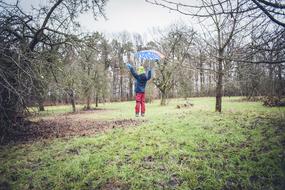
77, 0, 191, 34
11, 0, 198, 40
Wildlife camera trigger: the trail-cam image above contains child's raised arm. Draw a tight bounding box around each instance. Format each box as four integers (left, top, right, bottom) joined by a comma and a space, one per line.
126, 63, 139, 80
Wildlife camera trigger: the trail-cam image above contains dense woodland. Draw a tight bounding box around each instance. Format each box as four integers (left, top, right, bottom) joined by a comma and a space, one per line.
0, 0, 284, 136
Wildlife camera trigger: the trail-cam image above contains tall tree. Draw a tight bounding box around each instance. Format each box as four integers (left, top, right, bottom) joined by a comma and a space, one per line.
0, 0, 107, 139
146, 0, 253, 112
152, 24, 195, 105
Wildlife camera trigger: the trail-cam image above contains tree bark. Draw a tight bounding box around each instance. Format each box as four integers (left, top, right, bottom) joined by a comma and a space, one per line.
86, 62, 91, 110
38, 97, 45, 111
35, 80, 45, 111
120, 71, 123, 101
268, 64, 274, 97
208, 63, 212, 95
199, 60, 204, 96
160, 90, 167, 106
195, 68, 199, 96
70, 90, 76, 112
215, 50, 223, 112
127, 52, 133, 100
277, 64, 282, 100
95, 93, 99, 107
86, 94, 91, 110
129, 73, 133, 100
112, 68, 117, 101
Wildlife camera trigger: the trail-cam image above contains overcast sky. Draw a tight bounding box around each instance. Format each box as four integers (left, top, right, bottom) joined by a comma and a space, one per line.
15, 0, 193, 33
14, 0, 197, 40
77, 0, 191, 34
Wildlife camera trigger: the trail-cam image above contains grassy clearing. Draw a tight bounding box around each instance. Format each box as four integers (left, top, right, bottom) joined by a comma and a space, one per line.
1, 97, 285, 189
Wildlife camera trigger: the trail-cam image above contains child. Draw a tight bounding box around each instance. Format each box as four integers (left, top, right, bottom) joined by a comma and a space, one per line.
126, 64, 152, 117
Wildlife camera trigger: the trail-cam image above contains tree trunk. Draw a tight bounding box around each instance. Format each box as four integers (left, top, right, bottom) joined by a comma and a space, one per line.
112, 68, 117, 101
277, 64, 282, 100
200, 65, 204, 96
70, 90, 76, 112
199, 52, 204, 96
37, 91, 45, 111
38, 99, 45, 111
268, 64, 274, 97
129, 73, 133, 100
86, 63, 91, 110
208, 63, 212, 95
120, 71, 123, 101
160, 90, 167, 106
195, 68, 199, 96
35, 79, 45, 111
215, 50, 223, 112
86, 94, 91, 110
127, 52, 133, 101
95, 93, 99, 107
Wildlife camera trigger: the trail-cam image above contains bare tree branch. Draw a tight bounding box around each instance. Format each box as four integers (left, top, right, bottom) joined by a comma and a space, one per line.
251, 0, 285, 27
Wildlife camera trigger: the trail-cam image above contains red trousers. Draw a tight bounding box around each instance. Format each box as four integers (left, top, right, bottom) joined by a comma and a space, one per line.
135, 93, 145, 113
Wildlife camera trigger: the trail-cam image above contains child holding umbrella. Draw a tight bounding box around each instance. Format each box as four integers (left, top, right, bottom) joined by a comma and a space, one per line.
126, 64, 152, 117
126, 49, 164, 117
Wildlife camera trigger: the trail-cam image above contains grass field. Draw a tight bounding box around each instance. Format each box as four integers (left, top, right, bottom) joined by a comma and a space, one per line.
1, 97, 285, 189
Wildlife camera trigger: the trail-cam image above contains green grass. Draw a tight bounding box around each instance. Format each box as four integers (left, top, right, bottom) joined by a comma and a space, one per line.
1, 97, 285, 189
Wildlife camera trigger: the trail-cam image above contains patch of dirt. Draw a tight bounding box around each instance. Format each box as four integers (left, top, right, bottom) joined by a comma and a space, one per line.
154, 174, 182, 189
98, 179, 129, 190
222, 177, 242, 190
0, 181, 11, 190
40, 109, 111, 120
142, 155, 155, 162
1, 115, 144, 145
249, 175, 258, 183
64, 108, 109, 115
168, 174, 182, 188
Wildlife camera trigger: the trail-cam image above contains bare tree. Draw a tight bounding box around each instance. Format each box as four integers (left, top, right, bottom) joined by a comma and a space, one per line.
146, 0, 285, 63
78, 33, 107, 110
152, 24, 195, 105
0, 0, 107, 139
146, 0, 285, 111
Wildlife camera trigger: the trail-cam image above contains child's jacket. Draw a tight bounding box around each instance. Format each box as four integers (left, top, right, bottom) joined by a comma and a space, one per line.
130, 67, 152, 93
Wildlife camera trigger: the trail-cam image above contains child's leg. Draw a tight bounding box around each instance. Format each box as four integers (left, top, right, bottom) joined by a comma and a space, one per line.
135, 93, 141, 114
141, 93, 145, 114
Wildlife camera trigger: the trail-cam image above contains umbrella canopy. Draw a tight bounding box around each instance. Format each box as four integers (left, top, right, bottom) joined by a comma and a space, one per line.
135, 50, 165, 61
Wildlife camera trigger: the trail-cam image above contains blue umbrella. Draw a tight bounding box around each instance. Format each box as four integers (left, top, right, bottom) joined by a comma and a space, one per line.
135, 50, 165, 61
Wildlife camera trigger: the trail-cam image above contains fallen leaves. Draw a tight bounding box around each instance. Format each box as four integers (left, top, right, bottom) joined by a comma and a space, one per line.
2, 116, 144, 144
